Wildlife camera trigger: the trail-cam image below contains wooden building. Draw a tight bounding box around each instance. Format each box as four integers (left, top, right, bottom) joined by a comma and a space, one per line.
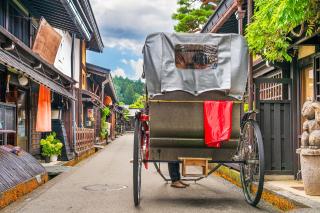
0, 0, 104, 160
82, 63, 118, 145
202, 0, 320, 178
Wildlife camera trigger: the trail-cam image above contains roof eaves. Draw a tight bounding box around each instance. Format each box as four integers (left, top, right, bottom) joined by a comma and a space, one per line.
60, 0, 91, 40
201, 0, 237, 33
81, 0, 104, 52
86, 63, 110, 74
107, 74, 118, 103
201, 0, 226, 33
0, 26, 76, 85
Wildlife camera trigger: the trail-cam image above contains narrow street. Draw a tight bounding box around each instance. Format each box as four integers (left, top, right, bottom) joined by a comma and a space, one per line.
3, 134, 276, 213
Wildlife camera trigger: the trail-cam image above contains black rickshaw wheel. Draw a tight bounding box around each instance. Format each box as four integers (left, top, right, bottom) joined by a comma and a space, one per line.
239, 119, 265, 206
133, 118, 142, 206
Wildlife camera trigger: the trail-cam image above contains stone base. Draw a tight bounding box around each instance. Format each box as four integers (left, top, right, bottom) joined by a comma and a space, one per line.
298, 148, 320, 196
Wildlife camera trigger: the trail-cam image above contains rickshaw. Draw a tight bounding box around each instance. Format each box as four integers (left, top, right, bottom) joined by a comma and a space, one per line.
133, 33, 264, 207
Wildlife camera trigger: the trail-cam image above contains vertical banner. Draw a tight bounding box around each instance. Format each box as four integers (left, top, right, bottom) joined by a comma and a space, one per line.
36, 85, 51, 132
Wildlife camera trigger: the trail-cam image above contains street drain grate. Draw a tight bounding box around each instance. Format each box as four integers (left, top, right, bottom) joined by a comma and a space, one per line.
82, 184, 128, 192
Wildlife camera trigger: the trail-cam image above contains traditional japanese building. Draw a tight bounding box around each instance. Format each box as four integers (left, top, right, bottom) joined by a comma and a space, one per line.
0, 0, 103, 159
83, 63, 118, 145
0, 0, 107, 207
202, 0, 320, 179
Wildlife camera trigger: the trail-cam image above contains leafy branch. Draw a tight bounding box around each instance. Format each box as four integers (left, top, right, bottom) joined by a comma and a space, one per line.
246, 0, 320, 62
172, 0, 216, 32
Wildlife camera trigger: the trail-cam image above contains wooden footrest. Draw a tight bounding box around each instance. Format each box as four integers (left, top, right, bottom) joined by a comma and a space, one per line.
179, 157, 212, 177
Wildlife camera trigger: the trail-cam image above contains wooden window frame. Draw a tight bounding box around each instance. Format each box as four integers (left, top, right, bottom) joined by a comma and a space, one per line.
5, 0, 31, 47
0, 1, 6, 27
259, 70, 283, 100
7, 1, 31, 46
314, 54, 320, 101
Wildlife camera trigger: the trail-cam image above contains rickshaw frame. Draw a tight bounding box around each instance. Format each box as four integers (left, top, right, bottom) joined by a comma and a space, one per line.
133, 107, 265, 207
133, 32, 264, 208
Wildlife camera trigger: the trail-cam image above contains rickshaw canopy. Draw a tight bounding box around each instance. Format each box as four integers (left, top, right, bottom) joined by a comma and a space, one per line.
143, 33, 248, 99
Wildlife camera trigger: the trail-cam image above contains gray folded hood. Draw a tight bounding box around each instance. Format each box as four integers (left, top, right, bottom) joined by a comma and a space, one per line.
142, 33, 248, 99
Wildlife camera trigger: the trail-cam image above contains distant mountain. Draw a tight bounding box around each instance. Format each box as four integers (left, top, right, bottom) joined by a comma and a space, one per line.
113, 76, 145, 105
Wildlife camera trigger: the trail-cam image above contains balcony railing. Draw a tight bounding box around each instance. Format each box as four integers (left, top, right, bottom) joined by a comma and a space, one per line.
75, 128, 94, 155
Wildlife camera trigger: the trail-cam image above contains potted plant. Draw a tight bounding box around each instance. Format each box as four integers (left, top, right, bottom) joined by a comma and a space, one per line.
297, 100, 320, 195
40, 132, 63, 163
100, 107, 111, 142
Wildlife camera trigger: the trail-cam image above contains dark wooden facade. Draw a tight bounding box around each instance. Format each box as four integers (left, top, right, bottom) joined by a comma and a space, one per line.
0, 0, 104, 160
202, 0, 320, 178
78, 63, 118, 144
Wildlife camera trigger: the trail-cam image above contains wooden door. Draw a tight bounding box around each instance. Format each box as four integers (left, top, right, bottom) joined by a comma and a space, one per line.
16, 89, 28, 151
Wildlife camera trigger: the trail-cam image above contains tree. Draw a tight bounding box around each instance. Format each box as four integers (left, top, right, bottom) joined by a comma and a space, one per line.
124, 84, 136, 104
172, 0, 217, 32
246, 0, 320, 62
129, 96, 146, 109
113, 76, 145, 105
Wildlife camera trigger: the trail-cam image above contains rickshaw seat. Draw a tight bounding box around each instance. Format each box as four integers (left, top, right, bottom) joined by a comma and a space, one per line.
149, 91, 241, 149
150, 138, 238, 149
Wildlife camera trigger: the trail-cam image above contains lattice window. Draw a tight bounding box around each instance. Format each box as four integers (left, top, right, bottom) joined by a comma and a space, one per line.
76, 128, 94, 155
259, 71, 283, 100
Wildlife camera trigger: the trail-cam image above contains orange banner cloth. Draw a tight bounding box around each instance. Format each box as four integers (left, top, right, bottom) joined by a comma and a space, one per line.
36, 85, 51, 132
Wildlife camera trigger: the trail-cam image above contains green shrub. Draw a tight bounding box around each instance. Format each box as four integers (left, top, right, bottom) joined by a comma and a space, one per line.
129, 95, 145, 109
100, 107, 111, 139
40, 132, 63, 157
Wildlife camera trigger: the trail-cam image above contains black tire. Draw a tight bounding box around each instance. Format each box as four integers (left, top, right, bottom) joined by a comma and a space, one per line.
239, 119, 265, 206
133, 118, 142, 206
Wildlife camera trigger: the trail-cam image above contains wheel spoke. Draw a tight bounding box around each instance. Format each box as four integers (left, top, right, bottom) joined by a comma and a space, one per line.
239, 120, 265, 206
133, 119, 143, 206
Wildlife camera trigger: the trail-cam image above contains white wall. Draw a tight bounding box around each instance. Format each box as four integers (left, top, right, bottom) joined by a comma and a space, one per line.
53, 29, 81, 88
53, 29, 72, 78
73, 38, 81, 88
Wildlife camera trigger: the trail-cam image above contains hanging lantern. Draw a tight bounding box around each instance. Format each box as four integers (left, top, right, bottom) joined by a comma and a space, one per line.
104, 96, 113, 106
18, 75, 29, 86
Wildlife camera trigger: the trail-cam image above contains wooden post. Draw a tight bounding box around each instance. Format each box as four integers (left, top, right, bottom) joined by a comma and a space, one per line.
235, 2, 245, 35
247, 0, 254, 110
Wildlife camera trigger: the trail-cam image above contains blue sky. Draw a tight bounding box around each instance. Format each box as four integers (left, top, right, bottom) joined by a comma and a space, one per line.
87, 0, 178, 80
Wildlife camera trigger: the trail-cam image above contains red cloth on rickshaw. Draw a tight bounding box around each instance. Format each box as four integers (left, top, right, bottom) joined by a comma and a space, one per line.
203, 101, 233, 148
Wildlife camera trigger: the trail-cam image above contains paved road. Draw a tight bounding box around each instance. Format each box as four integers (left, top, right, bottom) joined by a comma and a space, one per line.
3, 134, 277, 213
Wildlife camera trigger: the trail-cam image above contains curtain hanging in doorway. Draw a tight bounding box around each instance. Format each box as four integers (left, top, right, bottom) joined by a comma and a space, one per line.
36, 85, 51, 132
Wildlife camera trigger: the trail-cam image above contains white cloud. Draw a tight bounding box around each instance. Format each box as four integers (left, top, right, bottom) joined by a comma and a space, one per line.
128, 58, 143, 80
102, 37, 144, 55
91, 0, 178, 36
90, 0, 178, 55
121, 59, 129, 65
111, 67, 126, 78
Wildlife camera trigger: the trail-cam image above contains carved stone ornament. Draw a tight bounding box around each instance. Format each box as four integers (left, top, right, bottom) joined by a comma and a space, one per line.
298, 100, 320, 195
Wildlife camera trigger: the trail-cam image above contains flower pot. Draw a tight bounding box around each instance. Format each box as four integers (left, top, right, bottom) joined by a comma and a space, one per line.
50, 155, 58, 162
44, 156, 50, 163
297, 148, 320, 195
